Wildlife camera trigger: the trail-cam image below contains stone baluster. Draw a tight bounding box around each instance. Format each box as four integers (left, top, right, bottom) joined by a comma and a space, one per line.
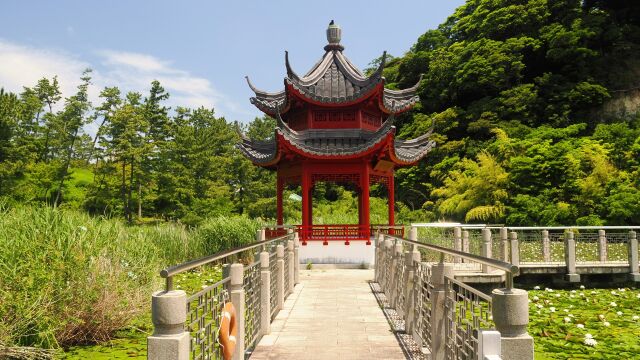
276, 245, 285, 310
430, 262, 454, 360
628, 231, 639, 282
287, 240, 295, 295
564, 231, 580, 283
294, 232, 300, 285
500, 227, 509, 262
462, 230, 470, 262
598, 230, 607, 262
482, 228, 492, 273
260, 251, 271, 335
375, 233, 384, 283
390, 241, 404, 310
510, 231, 520, 267
383, 237, 394, 292
491, 287, 534, 360
454, 227, 462, 263
147, 289, 189, 360
542, 230, 551, 263
229, 263, 245, 360
403, 242, 420, 335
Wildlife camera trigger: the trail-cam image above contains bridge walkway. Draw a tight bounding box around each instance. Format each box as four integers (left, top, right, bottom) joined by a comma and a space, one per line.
249, 269, 408, 360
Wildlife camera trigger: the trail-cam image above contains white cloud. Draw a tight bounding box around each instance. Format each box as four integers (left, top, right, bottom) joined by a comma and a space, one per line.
0, 39, 242, 121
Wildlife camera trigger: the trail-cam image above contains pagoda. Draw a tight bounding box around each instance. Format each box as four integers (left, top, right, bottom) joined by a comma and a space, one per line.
238, 21, 435, 245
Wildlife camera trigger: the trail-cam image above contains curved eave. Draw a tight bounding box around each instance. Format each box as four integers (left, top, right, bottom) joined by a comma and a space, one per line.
285, 80, 383, 107
235, 139, 281, 168
276, 130, 394, 160
379, 75, 423, 114
388, 137, 436, 166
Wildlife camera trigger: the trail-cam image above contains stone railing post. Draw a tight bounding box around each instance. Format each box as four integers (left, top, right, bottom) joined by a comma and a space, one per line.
276, 245, 285, 310
147, 290, 189, 360
375, 233, 385, 283
431, 262, 454, 360
482, 228, 492, 273
287, 240, 294, 295
598, 230, 607, 262
628, 231, 639, 282
390, 241, 403, 310
492, 287, 534, 360
510, 231, 520, 267
500, 227, 509, 262
230, 263, 245, 360
454, 227, 462, 263
542, 230, 551, 263
257, 229, 265, 242
462, 230, 470, 262
564, 231, 580, 282
403, 243, 421, 334
383, 237, 394, 292
478, 330, 501, 360
294, 233, 300, 285
260, 251, 271, 335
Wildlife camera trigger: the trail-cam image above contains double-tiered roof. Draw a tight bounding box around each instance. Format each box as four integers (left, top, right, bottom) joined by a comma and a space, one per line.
239, 21, 434, 169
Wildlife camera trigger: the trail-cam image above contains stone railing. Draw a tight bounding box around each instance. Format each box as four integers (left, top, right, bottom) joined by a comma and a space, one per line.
148, 229, 300, 360
376, 228, 533, 360
413, 224, 640, 283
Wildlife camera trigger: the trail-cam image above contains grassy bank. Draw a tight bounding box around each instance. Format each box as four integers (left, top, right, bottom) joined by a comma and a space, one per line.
0, 203, 262, 357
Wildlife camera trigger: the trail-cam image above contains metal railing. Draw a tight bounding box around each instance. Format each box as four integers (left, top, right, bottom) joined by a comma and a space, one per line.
376, 230, 527, 360
149, 229, 300, 360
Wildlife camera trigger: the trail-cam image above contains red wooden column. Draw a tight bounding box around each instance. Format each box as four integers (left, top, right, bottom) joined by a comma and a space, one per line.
301, 166, 311, 243
276, 175, 284, 225
388, 172, 395, 226
361, 163, 371, 244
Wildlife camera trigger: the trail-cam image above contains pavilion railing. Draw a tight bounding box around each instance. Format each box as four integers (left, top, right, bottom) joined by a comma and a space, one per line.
375, 228, 532, 360
147, 228, 300, 360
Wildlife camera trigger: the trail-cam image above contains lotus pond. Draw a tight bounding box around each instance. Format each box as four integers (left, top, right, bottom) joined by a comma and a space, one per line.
528, 285, 640, 359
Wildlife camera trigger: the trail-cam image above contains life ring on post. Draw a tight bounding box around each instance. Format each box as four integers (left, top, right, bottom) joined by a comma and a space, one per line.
218, 302, 237, 360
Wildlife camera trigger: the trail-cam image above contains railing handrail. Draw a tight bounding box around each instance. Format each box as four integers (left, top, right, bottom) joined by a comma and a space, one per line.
385, 234, 518, 289
160, 233, 292, 281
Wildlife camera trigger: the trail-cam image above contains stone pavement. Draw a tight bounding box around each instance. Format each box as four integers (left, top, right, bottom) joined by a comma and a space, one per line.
249, 269, 408, 360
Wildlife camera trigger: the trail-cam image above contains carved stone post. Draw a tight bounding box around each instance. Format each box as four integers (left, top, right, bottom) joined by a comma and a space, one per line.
375, 233, 385, 283
542, 230, 551, 263
598, 229, 607, 262
500, 227, 509, 262
260, 251, 270, 335
287, 240, 294, 295
564, 231, 580, 283
510, 231, 520, 267
462, 230, 470, 262
628, 231, 640, 282
403, 244, 421, 334
276, 245, 285, 310
482, 228, 492, 273
147, 290, 189, 360
229, 263, 245, 360
454, 227, 462, 263
294, 233, 300, 285
390, 241, 403, 310
383, 238, 393, 292
492, 288, 534, 360
430, 262, 454, 360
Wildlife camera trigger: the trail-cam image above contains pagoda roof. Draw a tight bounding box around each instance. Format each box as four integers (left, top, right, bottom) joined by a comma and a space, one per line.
237, 115, 435, 167
246, 27, 421, 115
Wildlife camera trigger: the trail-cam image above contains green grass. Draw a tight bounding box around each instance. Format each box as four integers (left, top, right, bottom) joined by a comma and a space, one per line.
528, 286, 640, 359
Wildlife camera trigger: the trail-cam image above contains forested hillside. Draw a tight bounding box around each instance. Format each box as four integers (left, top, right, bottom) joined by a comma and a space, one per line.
386, 0, 640, 225
1, 0, 639, 226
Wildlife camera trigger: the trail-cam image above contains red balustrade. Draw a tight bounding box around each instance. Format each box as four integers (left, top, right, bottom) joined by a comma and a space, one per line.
264, 224, 404, 245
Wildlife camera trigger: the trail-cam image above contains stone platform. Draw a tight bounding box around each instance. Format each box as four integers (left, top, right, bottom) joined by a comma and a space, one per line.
249, 269, 407, 359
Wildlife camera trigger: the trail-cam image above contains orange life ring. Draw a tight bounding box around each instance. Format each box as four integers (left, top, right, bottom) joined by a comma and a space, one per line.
218, 302, 237, 360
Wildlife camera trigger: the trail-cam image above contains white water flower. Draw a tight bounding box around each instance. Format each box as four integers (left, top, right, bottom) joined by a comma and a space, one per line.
611, 291, 618, 296
598, 314, 605, 320
564, 317, 571, 323
571, 290, 576, 293
616, 311, 622, 316
534, 285, 541, 290
610, 302, 617, 307
570, 294, 575, 298
580, 292, 585, 297
585, 333, 593, 339
545, 287, 554, 292
633, 315, 639, 321
78, 226, 88, 231
550, 307, 556, 312
584, 338, 597, 347
533, 296, 540, 301
580, 285, 586, 289
569, 314, 575, 318
536, 304, 544, 309
604, 321, 611, 327
555, 294, 561, 298
636, 293, 640, 299
564, 309, 569, 312
577, 324, 585, 329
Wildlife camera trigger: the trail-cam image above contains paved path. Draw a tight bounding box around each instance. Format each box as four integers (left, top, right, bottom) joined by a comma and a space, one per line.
249, 269, 407, 360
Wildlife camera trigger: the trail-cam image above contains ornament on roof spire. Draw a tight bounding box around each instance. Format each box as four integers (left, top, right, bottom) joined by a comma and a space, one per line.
325, 20, 344, 51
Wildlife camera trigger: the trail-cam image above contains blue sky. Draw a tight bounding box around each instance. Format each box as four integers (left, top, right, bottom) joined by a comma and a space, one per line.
0, 0, 465, 124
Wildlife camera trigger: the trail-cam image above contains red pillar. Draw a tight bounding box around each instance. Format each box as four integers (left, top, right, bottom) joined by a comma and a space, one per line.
276, 175, 284, 226
388, 173, 395, 226
361, 163, 371, 244
301, 166, 310, 244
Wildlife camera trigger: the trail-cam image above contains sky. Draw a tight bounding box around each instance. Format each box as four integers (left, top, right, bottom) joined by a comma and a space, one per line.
0, 0, 465, 126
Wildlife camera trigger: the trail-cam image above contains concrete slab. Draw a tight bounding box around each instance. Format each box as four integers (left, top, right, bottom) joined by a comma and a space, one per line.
249, 269, 407, 359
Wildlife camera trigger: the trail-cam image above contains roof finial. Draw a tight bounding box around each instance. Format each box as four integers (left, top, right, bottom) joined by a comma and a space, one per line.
325, 20, 344, 51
